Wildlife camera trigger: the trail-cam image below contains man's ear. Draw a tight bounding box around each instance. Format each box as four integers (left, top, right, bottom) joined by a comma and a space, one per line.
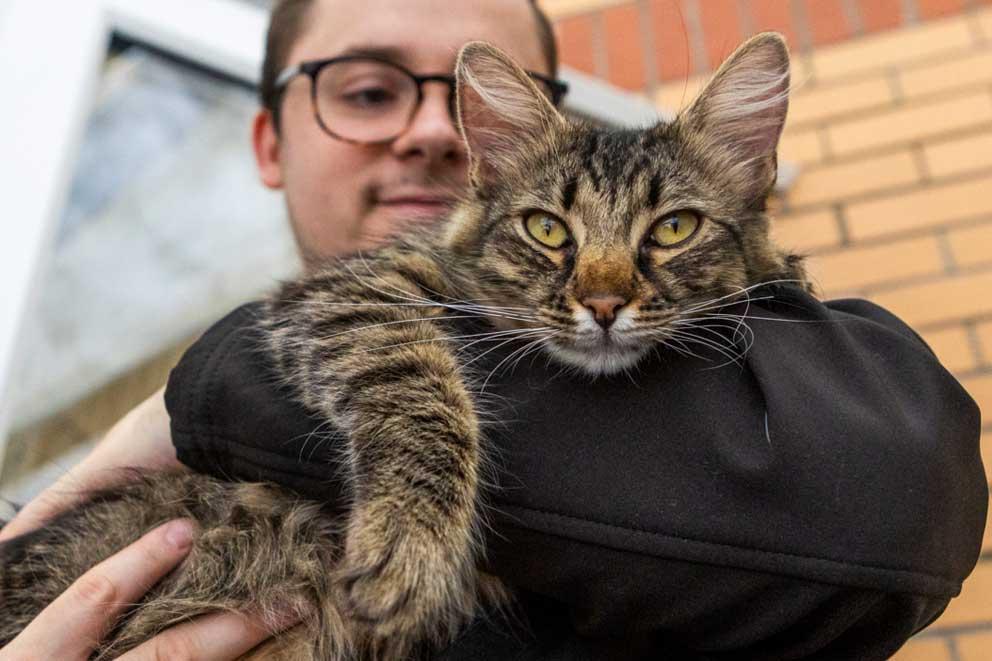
455, 41, 565, 190
252, 109, 284, 189
679, 32, 791, 204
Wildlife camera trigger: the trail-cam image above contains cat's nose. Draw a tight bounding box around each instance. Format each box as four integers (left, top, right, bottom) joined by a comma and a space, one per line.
581, 295, 628, 329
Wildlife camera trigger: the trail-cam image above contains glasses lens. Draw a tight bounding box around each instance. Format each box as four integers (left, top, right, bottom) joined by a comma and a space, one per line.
314, 59, 417, 142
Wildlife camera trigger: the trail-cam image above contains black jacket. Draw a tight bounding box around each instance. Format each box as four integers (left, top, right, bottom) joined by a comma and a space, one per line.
166, 285, 986, 659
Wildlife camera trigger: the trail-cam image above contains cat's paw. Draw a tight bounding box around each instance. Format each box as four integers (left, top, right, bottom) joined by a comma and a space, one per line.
337, 508, 477, 642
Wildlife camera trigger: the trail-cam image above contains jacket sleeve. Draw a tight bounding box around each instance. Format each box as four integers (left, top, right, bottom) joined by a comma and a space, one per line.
166, 285, 986, 659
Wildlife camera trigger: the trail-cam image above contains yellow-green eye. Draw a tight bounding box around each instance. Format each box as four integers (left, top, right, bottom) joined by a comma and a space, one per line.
651, 211, 701, 247
525, 212, 570, 249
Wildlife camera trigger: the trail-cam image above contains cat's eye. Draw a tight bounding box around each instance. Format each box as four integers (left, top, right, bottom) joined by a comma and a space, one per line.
651, 211, 701, 247
524, 212, 571, 249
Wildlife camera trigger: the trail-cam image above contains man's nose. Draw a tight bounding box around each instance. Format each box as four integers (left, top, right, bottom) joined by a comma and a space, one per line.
390, 85, 464, 164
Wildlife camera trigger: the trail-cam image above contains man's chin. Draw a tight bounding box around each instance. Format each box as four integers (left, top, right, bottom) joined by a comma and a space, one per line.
362, 205, 448, 243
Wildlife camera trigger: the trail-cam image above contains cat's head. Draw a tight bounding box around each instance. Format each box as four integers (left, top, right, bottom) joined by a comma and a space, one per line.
445, 35, 805, 375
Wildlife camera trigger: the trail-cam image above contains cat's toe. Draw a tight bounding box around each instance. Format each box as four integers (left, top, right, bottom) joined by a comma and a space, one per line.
337, 530, 474, 641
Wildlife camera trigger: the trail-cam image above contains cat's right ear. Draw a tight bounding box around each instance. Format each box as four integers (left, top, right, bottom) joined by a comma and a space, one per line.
679, 32, 791, 205
455, 42, 565, 190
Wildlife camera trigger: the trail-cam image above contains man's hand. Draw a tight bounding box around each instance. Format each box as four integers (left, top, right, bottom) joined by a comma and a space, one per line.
0, 519, 296, 660
0, 387, 180, 542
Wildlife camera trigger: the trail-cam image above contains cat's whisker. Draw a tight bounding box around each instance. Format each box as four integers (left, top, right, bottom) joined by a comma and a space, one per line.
506, 333, 557, 375
660, 327, 749, 367
305, 299, 539, 324
315, 314, 483, 341
354, 251, 535, 314
671, 318, 755, 347
460, 328, 557, 368
479, 332, 559, 393
681, 279, 804, 314
662, 331, 745, 367
690, 312, 836, 324
355, 326, 551, 356
657, 337, 712, 363
670, 320, 753, 353
341, 258, 540, 324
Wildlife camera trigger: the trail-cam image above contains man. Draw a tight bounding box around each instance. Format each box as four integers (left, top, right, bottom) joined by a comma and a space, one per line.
2, 0, 985, 658
0, 1, 563, 657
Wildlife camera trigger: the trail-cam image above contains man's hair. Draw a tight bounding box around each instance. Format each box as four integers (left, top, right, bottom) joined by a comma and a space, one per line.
259, 0, 560, 129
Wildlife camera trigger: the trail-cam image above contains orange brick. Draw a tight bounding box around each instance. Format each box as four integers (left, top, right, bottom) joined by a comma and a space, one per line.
555, 14, 597, 75
960, 373, 992, 423
923, 130, 992, 179
917, 0, 967, 20
845, 173, 992, 242
980, 8, 992, 42
918, 326, 978, 373
604, 3, 647, 90
828, 92, 992, 158
787, 75, 895, 127
655, 54, 810, 113
807, 235, 944, 293
948, 223, 992, 269
977, 320, 992, 366
746, 0, 799, 49
651, 0, 695, 81
899, 50, 992, 99
889, 638, 952, 661
803, 0, 853, 46
787, 150, 920, 207
929, 561, 992, 628
780, 128, 824, 166
810, 17, 975, 81
959, 631, 992, 661
869, 270, 992, 327
770, 209, 842, 252
697, 0, 743, 71
857, 0, 904, 33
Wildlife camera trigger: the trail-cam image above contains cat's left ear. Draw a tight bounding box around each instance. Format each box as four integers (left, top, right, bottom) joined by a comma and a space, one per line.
455, 42, 566, 190
680, 32, 791, 204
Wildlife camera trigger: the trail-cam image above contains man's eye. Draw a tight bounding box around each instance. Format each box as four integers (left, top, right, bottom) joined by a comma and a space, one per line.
340, 87, 397, 108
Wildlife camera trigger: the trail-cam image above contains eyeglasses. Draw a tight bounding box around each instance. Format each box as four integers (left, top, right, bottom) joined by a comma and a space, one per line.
273, 55, 569, 145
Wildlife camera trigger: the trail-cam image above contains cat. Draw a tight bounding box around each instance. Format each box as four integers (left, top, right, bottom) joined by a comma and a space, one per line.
0, 34, 809, 660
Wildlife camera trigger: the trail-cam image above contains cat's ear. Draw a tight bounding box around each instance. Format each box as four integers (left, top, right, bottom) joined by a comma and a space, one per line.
455, 41, 565, 189
680, 32, 790, 203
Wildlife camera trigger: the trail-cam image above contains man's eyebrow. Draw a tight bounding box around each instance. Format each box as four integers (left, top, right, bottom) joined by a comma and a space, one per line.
334, 45, 410, 65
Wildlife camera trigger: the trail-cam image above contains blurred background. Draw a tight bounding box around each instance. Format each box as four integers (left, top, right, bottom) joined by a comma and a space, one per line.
1, 1, 989, 657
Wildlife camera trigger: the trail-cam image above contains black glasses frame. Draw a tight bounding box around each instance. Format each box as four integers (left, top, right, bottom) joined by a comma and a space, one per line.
273, 55, 569, 145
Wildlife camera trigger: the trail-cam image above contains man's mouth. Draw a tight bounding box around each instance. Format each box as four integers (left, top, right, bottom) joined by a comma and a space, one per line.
376, 191, 456, 216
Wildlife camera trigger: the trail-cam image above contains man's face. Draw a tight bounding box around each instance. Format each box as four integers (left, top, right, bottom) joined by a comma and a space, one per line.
253, 0, 550, 265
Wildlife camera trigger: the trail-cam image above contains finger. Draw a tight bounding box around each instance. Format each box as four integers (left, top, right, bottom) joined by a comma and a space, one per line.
11, 519, 196, 659
118, 610, 300, 661
0, 473, 93, 542
1, 387, 179, 543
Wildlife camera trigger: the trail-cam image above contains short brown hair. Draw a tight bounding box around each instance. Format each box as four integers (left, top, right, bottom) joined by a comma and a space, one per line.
258, 0, 559, 129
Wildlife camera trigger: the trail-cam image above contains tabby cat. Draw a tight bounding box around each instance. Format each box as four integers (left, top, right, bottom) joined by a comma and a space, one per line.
0, 34, 809, 660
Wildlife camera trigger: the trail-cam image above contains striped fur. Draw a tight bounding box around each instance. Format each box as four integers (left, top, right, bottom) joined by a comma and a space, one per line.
0, 35, 810, 660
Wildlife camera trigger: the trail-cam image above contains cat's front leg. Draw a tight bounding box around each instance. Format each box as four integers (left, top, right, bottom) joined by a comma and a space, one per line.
262, 257, 490, 650
335, 340, 484, 647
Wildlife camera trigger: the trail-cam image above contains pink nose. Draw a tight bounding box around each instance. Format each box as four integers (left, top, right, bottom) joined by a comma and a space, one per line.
581, 295, 628, 329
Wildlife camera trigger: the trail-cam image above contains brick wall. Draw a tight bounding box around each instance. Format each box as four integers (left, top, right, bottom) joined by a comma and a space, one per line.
551, 0, 992, 90
549, 2, 992, 658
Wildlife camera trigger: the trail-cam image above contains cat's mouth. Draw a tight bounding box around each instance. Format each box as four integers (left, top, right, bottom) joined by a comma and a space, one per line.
546, 335, 649, 376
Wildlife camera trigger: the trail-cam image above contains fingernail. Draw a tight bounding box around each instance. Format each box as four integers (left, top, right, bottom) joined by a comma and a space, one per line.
164, 519, 195, 550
